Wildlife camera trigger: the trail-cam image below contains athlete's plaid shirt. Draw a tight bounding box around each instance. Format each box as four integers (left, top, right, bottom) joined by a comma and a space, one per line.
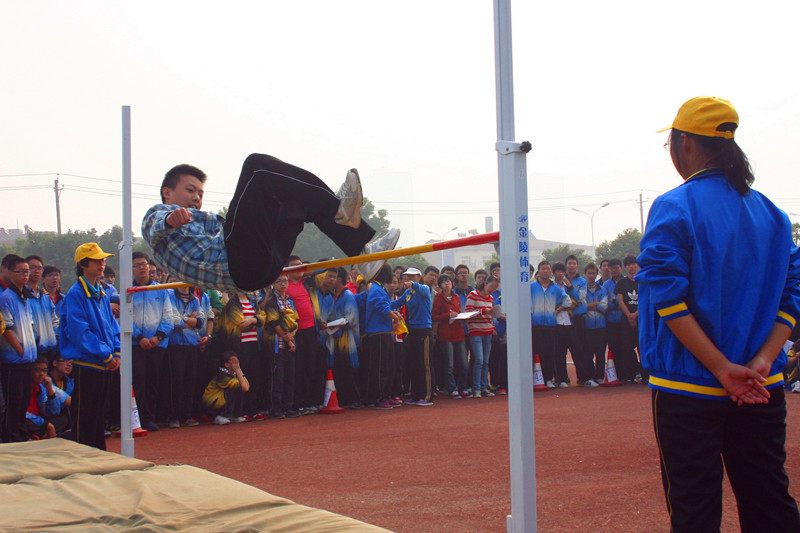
142, 204, 239, 292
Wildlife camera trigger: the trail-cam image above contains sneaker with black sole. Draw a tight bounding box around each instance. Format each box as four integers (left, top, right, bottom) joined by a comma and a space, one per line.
334, 169, 364, 228
358, 228, 401, 282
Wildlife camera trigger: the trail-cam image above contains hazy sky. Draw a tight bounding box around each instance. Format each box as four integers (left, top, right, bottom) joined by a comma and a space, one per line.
2, 1, 798, 252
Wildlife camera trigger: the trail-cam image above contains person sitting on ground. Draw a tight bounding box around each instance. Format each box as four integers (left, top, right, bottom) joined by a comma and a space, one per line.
202, 351, 250, 425
216, 291, 265, 421
141, 155, 400, 292
47, 356, 74, 437
25, 356, 62, 440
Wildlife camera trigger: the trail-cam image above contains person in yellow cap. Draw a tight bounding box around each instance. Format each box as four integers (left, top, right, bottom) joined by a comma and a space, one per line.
59, 243, 121, 450
638, 97, 800, 531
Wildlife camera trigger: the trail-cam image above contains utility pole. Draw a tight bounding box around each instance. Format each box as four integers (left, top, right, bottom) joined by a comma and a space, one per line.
638, 191, 644, 233
54, 174, 63, 235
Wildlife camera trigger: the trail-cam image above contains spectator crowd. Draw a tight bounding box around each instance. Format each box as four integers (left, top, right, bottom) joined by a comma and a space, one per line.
1, 247, 797, 449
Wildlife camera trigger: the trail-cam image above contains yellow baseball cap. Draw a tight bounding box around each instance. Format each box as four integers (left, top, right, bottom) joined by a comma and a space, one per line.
74, 243, 114, 263
658, 96, 738, 139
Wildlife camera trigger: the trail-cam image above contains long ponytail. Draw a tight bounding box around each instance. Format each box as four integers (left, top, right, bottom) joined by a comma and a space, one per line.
673, 126, 754, 195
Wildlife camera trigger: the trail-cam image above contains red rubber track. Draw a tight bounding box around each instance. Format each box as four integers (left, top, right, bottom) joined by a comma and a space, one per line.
108, 384, 800, 532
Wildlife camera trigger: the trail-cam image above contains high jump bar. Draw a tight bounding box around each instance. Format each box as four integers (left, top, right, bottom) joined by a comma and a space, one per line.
126, 231, 499, 294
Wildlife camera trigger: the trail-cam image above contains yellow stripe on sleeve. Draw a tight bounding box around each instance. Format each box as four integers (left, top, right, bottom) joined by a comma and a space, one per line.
657, 302, 688, 318
777, 311, 796, 328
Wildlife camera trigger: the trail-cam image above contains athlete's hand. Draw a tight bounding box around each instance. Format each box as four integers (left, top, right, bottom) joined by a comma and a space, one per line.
715, 361, 770, 405
166, 208, 193, 228
746, 353, 772, 379
106, 358, 121, 372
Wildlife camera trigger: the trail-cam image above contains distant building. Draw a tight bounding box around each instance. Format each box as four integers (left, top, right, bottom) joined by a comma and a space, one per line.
418, 216, 592, 271
0, 228, 26, 245
419, 236, 592, 271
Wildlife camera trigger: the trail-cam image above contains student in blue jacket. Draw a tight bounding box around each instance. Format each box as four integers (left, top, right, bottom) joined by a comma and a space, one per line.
530, 261, 571, 388
363, 265, 404, 409
60, 243, 120, 450
638, 96, 800, 531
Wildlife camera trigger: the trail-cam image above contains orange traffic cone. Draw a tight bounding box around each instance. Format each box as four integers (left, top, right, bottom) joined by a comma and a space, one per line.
601, 350, 622, 387
319, 369, 345, 414
533, 354, 549, 392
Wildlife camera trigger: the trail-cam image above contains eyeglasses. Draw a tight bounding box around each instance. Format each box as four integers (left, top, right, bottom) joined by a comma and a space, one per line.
11, 269, 30, 275
32, 367, 47, 374
133, 263, 149, 269
274, 279, 289, 284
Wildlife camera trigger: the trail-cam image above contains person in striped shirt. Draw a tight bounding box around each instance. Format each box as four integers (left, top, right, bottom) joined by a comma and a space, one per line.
466, 276, 499, 398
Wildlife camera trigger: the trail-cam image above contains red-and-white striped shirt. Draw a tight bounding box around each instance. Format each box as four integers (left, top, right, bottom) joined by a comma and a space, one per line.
466, 290, 495, 337
240, 300, 258, 343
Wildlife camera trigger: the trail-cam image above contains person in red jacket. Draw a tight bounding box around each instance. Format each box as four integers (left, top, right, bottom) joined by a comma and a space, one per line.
432, 275, 469, 398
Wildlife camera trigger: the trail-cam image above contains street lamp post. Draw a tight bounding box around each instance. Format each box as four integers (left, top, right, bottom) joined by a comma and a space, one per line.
426, 226, 458, 267
571, 203, 609, 258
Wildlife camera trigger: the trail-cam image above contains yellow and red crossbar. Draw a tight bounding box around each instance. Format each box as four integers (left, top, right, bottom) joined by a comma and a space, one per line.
126, 231, 499, 293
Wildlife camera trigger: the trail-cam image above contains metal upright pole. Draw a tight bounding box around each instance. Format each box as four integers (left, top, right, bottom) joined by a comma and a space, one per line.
120, 106, 135, 457
494, 1, 536, 532
54, 174, 62, 235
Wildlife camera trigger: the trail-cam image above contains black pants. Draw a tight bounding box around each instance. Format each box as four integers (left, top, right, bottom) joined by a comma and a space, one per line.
406, 328, 433, 402
556, 324, 588, 384
1, 363, 32, 443
71, 365, 112, 450
584, 328, 607, 382
166, 344, 197, 421
293, 327, 318, 410
532, 326, 557, 383
390, 340, 405, 398
333, 346, 361, 406
364, 334, 393, 405
270, 347, 295, 415
132, 345, 165, 426
605, 321, 625, 379
653, 388, 800, 532
617, 322, 640, 381
489, 338, 508, 390
223, 153, 376, 290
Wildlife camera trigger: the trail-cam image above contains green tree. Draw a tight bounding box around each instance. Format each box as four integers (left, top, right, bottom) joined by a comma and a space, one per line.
792, 222, 800, 245
484, 252, 500, 271
595, 228, 642, 262
291, 198, 390, 260
0, 226, 154, 289
541, 244, 593, 266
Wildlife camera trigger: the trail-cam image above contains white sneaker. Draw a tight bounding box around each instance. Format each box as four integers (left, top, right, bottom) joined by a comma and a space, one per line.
790, 381, 800, 394
334, 168, 363, 228
558, 381, 569, 389
214, 416, 230, 425
229, 416, 246, 424
358, 228, 401, 282
545, 380, 556, 389
583, 379, 599, 388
